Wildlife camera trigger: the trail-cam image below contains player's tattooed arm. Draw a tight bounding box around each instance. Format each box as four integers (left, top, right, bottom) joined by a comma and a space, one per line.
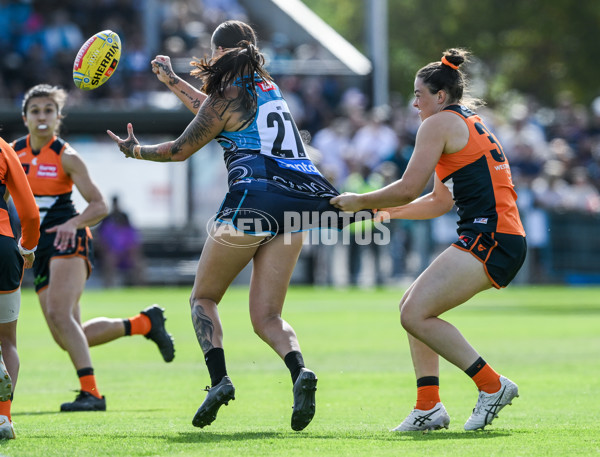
136, 96, 229, 162
131, 92, 252, 162
137, 143, 178, 162
178, 88, 204, 110
152, 58, 207, 113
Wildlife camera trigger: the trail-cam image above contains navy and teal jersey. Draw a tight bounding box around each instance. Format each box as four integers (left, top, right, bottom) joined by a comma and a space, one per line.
215, 77, 340, 199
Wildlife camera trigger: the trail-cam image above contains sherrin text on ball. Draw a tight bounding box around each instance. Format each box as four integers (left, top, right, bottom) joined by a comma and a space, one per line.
73, 30, 121, 90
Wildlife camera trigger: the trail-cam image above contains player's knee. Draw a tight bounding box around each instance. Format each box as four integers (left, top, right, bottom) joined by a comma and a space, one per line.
399, 301, 419, 333
45, 306, 68, 328
250, 311, 279, 337
250, 315, 266, 336
0, 336, 16, 353
189, 292, 219, 310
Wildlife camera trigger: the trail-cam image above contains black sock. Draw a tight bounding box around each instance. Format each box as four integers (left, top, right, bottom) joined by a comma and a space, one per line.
205, 348, 227, 387
416, 376, 439, 387
76, 367, 94, 378
464, 357, 487, 378
284, 351, 305, 384
122, 319, 132, 336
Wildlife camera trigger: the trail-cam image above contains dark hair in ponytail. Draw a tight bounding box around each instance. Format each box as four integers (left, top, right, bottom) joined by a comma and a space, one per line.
190, 21, 272, 111
417, 48, 483, 109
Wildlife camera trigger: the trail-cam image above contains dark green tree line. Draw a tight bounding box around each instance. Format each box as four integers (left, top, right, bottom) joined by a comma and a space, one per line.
303, 0, 599, 107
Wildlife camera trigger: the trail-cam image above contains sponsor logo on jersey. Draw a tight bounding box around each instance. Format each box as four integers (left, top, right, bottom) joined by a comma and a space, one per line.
274, 159, 321, 175
258, 80, 275, 92
37, 164, 58, 178
474, 217, 488, 224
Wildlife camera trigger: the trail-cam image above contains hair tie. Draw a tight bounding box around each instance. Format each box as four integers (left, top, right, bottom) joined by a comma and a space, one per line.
441, 56, 459, 70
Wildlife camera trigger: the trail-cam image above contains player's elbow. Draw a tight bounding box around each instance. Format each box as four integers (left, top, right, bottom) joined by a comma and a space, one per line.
170, 153, 188, 162
404, 189, 423, 203
395, 179, 425, 205
98, 199, 109, 219
441, 199, 455, 214
169, 142, 196, 162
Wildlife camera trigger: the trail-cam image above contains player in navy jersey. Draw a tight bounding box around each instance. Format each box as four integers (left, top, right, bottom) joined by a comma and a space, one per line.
107, 20, 367, 431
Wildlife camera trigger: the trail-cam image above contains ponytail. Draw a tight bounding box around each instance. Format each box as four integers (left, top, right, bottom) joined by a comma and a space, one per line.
190, 40, 272, 111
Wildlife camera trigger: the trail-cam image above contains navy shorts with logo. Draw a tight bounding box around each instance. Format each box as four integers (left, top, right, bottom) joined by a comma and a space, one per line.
216, 189, 373, 235
453, 231, 527, 288
33, 227, 94, 292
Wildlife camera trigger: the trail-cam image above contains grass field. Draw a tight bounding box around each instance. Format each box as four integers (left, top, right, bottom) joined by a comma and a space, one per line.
1, 285, 599, 456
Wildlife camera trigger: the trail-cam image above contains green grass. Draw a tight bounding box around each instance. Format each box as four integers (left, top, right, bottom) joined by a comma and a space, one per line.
2, 285, 599, 456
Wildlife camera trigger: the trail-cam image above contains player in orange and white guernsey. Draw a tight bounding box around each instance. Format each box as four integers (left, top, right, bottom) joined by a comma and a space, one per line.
331, 49, 526, 432
0, 135, 40, 439
13, 84, 175, 412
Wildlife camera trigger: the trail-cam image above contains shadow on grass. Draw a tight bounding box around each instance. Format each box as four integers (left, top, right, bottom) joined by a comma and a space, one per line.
12, 409, 163, 417
12, 424, 519, 441
167, 429, 514, 443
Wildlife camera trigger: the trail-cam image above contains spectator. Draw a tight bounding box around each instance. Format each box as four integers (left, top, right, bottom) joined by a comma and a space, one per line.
350, 105, 399, 171
562, 167, 600, 214
311, 116, 353, 187
40, 10, 83, 59
342, 162, 386, 286
95, 195, 145, 287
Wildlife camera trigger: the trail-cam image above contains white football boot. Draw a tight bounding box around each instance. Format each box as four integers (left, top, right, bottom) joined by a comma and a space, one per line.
0, 350, 11, 402
392, 402, 450, 432
0, 350, 13, 439
464, 376, 519, 430
0, 415, 15, 440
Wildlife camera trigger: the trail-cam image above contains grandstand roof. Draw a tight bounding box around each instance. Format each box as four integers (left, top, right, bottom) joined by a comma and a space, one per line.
240, 0, 372, 76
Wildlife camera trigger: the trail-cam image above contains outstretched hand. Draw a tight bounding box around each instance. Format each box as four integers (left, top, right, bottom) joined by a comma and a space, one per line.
107, 123, 139, 158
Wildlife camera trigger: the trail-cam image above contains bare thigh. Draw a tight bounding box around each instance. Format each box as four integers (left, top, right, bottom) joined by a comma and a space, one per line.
249, 232, 305, 319
401, 246, 493, 319
39, 257, 87, 316
191, 226, 266, 303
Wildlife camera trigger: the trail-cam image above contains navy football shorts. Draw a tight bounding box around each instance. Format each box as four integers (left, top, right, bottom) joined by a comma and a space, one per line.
215, 189, 373, 235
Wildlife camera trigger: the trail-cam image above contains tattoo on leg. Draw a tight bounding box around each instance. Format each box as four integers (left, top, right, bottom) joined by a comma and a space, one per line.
191, 302, 215, 353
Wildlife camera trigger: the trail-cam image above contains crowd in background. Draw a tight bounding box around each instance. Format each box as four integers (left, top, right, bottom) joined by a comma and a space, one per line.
2, 0, 600, 286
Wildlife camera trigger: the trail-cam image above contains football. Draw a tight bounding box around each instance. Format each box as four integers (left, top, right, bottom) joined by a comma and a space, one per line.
73, 30, 121, 90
